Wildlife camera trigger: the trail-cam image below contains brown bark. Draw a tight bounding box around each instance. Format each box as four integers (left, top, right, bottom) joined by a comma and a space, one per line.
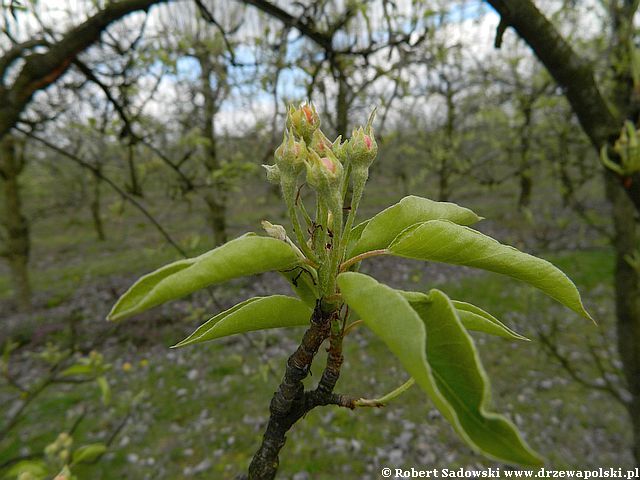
517, 102, 533, 209
0, 136, 31, 311
606, 173, 640, 467
0, 0, 167, 140
90, 169, 106, 241
196, 50, 228, 245
487, 0, 640, 464
247, 305, 355, 479
336, 68, 349, 138
486, 0, 640, 211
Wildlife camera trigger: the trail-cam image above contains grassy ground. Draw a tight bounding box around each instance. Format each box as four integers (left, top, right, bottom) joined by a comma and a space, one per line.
0, 171, 632, 479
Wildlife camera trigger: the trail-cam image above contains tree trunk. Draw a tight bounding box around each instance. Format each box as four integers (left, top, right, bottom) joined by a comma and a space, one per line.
90, 169, 106, 241
438, 85, 455, 202
437, 163, 449, 202
606, 173, 640, 467
517, 103, 533, 209
0, 136, 31, 311
335, 67, 349, 138
204, 193, 227, 246
196, 51, 227, 245
126, 141, 142, 197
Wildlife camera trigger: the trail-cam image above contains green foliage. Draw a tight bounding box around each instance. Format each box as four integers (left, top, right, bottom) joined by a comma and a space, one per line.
110, 105, 591, 467
107, 234, 303, 321
349, 195, 482, 257
387, 220, 592, 320
4, 432, 106, 480
173, 296, 311, 348
337, 272, 543, 466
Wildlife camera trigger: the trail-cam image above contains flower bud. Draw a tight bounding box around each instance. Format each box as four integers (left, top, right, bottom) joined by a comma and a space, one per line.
347, 125, 378, 169
261, 220, 287, 241
286, 103, 320, 142
601, 120, 640, 175
262, 164, 281, 185
309, 129, 332, 156
274, 128, 307, 178
305, 149, 343, 193
331, 135, 347, 162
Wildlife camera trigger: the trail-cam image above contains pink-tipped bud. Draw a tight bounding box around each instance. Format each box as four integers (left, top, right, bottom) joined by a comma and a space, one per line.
275, 128, 307, 177
286, 102, 320, 142
347, 125, 377, 169
321, 157, 336, 173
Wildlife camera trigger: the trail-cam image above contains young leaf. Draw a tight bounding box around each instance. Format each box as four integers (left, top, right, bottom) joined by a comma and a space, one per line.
349, 195, 482, 256
399, 291, 528, 341
60, 363, 95, 377
173, 295, 312, 348
452, 300, 529, 341
108, 234, 301, 322
346, 219, 370, 254
279, 266, 319, 307
3, 459, 48, 479
71, 443, 107, 466
97, 375, 110, 406
389, 220, 592, 320
337, 272, 544, 466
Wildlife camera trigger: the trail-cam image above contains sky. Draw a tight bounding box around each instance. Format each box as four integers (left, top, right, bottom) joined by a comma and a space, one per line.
1, 0, 606, 135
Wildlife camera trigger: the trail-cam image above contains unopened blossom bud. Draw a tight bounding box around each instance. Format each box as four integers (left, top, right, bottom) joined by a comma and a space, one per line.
305, 149, 343, 193
261, 220, 287, 241
262, 164, 281, 185
286, 103, 320, 142
274, 128, 307, 178
309, 129, 332, 156
331, 135, 347, 162
347, 125, 378, 169
601, 120, 640, 176
59, 449, 70, 462
58, 433, 73, 449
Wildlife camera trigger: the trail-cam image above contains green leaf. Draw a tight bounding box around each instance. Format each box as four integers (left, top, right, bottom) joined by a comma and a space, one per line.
173, 295, 312, 348
337, 272, 544, 466
97, 375, 110, 406
60, 364, 95, 377
279, 266, 318, 307
389, 220, 592, 320
346, 219, 369, 254
3, 460, 48, 479
399, 291, 528, 341
108, 234, 301, 321
452, 300, 529, 341
349, 196, 482, 256
71, 443, 107, 466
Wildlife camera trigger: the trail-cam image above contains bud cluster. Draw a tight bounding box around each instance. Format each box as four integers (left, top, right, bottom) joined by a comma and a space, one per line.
262, 102, 378, 297
44, 433, 73, 467
601, 120, 640, 176
263, 102, 377, 210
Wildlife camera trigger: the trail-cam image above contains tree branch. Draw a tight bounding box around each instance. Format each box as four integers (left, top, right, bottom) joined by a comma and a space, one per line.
0, 0, 167, 139
17, 128, 187, 257
485, 0, 640, 212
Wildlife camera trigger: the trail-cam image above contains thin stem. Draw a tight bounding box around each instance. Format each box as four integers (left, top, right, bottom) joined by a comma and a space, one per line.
343, 319, 363, 337
340, 249, 389, 272
354, 378, 416, 407
287, 202, 316, 262
337, 176, 365, 266
341, 162, 352, 202
297, 198, 313, 228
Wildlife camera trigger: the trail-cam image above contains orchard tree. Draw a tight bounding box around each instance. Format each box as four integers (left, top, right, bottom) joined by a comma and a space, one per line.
109, 104, 593, 479
486, 0, 640, 464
